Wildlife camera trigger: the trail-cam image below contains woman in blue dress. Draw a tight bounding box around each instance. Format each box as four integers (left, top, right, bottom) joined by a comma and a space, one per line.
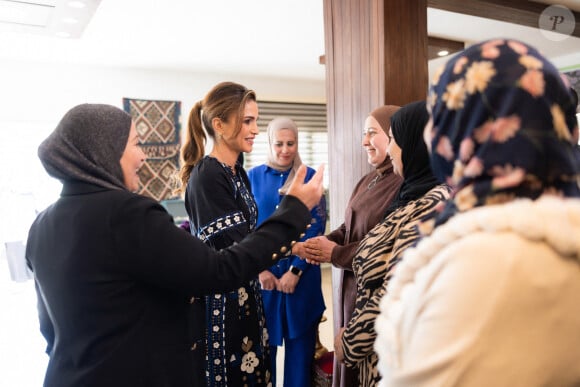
248, 117, 327, 387
178, 81, 270, 386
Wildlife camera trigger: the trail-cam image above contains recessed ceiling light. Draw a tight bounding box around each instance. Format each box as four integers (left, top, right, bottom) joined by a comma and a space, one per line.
62, 17, 79, 24
67, 1, 86, 8
55, 31, 71, 38
437, 50, 449, 57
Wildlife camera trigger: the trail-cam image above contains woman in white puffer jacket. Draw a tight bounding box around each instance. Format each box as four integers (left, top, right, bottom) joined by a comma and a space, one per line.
375, 38, 580, 387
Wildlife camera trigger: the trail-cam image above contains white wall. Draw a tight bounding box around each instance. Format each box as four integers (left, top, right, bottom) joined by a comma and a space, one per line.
0, 58, 325, 242
0, 58, 326, 124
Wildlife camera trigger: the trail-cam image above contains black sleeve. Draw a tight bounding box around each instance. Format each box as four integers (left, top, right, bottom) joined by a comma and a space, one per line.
35, 281, 54, 355
112, 194, 311, 296
26, 238, 54, 355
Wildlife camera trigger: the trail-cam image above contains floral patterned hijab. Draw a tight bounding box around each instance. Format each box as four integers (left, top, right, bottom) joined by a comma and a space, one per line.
426, 39, 580, 223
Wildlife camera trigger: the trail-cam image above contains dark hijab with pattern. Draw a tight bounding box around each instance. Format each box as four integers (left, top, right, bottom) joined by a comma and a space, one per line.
426, 39, 580, 224
38, 103, 133, 191
384, 101, 440, 216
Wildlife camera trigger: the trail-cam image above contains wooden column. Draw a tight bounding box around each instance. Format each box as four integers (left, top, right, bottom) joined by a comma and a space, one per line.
323, 0, 427, 332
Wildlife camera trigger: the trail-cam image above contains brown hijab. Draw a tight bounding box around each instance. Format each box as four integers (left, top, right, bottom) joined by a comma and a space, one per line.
369, 105, 400, 174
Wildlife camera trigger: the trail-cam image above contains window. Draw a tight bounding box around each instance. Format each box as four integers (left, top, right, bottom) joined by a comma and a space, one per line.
0, 121, 57, 386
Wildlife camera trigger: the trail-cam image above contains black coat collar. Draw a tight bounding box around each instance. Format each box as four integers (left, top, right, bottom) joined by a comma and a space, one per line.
61, 181, 119, 196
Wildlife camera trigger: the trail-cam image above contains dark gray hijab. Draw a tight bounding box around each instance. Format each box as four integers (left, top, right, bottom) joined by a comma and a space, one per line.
38, 103, 132, 190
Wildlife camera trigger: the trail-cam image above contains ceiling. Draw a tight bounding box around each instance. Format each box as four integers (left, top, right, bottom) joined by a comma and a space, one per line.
0, 0, 579, 81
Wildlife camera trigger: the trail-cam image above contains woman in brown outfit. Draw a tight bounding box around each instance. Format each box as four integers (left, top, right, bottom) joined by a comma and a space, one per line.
293, 105, 402, 387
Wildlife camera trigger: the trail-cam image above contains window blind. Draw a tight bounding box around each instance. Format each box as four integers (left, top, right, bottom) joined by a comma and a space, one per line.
245, 101, 329, 187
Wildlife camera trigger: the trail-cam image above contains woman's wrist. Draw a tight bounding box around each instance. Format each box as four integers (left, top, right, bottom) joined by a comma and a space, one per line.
291, 241, 303, 257
289, 265, 303, 277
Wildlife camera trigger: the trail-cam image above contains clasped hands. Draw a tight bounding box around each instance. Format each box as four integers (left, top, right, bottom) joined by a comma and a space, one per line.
291, 236, 337, 265
259, 270, 299, 294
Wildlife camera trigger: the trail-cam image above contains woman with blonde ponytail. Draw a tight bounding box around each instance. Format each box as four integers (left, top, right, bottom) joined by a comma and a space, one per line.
179, 81, 273, 386
177, 101, 206, 190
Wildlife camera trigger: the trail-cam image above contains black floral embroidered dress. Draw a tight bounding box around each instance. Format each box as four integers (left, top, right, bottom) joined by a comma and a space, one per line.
185, 156, 271, 387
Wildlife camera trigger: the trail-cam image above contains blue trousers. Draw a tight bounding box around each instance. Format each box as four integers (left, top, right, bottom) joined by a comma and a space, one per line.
269, 323, 317, 387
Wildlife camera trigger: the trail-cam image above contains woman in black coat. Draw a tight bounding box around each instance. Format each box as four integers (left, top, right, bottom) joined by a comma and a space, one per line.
25, 103, 324, 387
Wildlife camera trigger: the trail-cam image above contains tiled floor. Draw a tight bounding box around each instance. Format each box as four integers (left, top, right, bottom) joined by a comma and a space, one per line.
275, 263, 333, 386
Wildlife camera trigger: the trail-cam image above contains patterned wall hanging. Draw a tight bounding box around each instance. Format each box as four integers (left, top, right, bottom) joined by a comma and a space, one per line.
123, 98, 181, 201
564, 69, 580, 102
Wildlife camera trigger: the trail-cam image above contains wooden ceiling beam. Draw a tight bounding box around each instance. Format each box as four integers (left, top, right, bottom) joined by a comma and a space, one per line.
320, 36, 465, 65
428, 0, 580, 38
428, 36, 465, 59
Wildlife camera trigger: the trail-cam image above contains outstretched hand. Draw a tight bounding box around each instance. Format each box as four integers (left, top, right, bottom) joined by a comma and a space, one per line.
300, 236, 335, 264
286, 164, 325, 210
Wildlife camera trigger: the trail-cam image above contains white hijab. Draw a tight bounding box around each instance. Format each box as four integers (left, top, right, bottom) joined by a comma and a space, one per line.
265, 117, 303, 194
